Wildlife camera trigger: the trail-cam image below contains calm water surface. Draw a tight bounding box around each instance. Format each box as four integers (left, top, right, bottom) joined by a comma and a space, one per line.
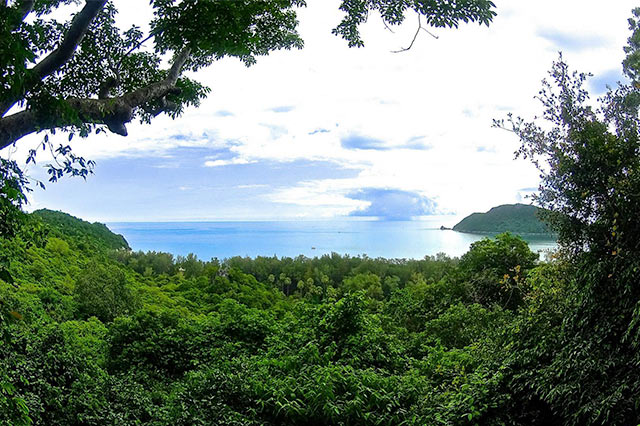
107, 216, 557, 260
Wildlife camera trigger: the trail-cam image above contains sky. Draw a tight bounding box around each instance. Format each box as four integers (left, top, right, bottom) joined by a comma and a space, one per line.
3, 0, 637, 222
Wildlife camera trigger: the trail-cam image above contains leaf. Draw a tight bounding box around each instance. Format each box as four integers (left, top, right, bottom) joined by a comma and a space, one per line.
9, 311, 23, 320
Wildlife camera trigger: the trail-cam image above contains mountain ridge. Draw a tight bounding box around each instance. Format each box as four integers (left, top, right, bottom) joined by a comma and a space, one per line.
32, 208, 130, 250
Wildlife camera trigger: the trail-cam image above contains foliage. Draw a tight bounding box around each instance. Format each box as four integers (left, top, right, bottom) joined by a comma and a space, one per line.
460, 232, 538, 309
74, 261, 139, 322
332, 0, 496, 48
0, 208, 558, 425
0, 158, 29, 240
33, 209, 129, 251
491, 13, 640, 423
7, 5, 640, 425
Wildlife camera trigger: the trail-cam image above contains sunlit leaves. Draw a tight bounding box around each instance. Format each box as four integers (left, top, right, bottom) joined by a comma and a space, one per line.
150, 0, 305, 68
333, 0, 496, 47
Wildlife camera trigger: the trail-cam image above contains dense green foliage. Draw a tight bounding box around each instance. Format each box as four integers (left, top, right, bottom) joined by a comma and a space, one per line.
0, 208, 567, 425
489, 9, 640, 423
452, 204, 552, 235
32, 209, 129, 251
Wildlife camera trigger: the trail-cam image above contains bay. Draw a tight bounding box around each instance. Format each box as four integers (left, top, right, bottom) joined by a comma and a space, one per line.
107, 216, 557, 260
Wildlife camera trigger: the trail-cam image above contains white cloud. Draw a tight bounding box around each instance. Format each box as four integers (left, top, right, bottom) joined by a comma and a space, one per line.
204, 158, 256, 167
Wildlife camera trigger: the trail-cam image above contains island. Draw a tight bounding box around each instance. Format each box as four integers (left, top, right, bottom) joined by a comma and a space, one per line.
452, 203, 553, 235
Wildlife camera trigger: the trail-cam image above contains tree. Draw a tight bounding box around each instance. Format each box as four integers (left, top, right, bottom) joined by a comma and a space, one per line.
499, 59, 640, 258
343, 272, 384, 300
74, 261, 138, 322
0, 0, 495, 187
459, 232, 538, 309
0, 158, 28, 239
493, 9, 640, 423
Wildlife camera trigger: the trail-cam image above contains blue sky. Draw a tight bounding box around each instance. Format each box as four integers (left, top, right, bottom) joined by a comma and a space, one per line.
3, 0, 637, 221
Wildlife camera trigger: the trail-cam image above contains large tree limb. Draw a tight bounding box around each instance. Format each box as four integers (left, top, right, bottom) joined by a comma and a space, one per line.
0, 0, 107, 117
0, 47, 191, 149
31, 0, 107, 80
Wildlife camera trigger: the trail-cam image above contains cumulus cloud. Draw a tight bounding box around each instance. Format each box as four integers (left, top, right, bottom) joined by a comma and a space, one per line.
14, 0, 639, 221
404, 136, 432, 150
348, 188, 438, 220
341, 134, 432, 151
476, 145, 495, 153
309, 128, 331, 135
341, 134, 388, 150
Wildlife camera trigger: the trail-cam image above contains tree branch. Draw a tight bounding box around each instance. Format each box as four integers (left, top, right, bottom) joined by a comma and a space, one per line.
0, 47, 192, 148
167, 48, 191, 84
0, 0, 107, 117
98, 76, 120, 99
391, 14, 438, 53
31, 0, 107, 80
118, 30, 158, 66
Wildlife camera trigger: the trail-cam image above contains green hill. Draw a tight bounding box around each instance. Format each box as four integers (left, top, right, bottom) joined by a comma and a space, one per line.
32, 209, 130, 250
452, 203, 552, 235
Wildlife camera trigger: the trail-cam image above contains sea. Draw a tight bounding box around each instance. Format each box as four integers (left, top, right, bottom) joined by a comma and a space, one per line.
107, 216, 558, 261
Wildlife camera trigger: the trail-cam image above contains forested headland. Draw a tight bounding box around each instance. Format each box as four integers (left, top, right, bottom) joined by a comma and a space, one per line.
452, 204, 552, 235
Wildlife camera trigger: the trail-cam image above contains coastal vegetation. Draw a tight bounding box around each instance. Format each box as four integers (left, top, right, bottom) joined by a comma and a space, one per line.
452, 204, 552, 235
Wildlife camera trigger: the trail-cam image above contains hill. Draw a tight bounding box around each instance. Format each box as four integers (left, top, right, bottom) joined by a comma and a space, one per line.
32, 209, 130, 250
452, 203, 552, 235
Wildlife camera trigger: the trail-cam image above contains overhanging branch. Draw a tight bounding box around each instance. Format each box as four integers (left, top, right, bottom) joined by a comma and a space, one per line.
0, 0, 107, 117
0, 47, 192, 148
391, 14, 438, 53
31, 0, 107, 80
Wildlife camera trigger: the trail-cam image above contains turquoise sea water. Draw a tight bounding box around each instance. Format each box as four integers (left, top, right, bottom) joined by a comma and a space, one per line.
107, 217, 557, 260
